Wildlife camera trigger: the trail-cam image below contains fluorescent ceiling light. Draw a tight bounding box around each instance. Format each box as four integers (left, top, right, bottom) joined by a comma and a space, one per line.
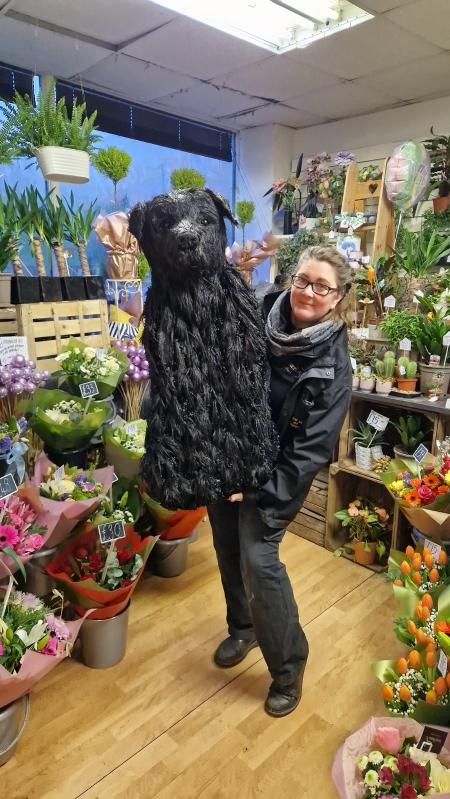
148, 0, 373, 52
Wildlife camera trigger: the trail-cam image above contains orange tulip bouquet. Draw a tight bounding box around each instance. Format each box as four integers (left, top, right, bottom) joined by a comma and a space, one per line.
382, 544, 450, 617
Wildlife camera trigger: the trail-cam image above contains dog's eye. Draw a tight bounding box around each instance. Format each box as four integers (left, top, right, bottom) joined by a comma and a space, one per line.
201, 218, 211, 226
160, 219, 171, 229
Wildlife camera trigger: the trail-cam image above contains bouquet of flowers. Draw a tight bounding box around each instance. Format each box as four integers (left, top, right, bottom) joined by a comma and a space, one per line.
25, 453, 114, 547
394, 591, 442, 651
140, 486, 205, 541
226, 232, 280, 285
103, 419, 146, 478
0, 588, 85, 708
19, 389, 110, 451
332, 717, 450, 799
380, 460, 450, 539
53, 337, 129, 400
0, 488, 54, 579
0, 415, 28, 483
383, 545, 450, 617
88, 478, 141, 527
45, 524, 156, 619
265, 177, 300, 213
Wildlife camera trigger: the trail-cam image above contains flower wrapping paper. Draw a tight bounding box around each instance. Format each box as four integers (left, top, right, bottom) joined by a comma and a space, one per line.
380, 458, 450, 539
332, 716, 450, 799
372, 660, 450, 726
103, 420, 146, 479
0, 486, 59, 577
93, 211, 139, 279
225, 232, 280, 284
25, 453, 115, 548
141, 490, 205, 540
18, 389, 111, 451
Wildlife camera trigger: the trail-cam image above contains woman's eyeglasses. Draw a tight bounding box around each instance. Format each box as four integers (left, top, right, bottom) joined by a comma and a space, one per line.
291, 275, 339, 296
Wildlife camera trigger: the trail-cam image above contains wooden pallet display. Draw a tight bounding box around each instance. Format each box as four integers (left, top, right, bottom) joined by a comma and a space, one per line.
287, 467, 328, 547
16, 300, 110, 373
0, 305, 18, 336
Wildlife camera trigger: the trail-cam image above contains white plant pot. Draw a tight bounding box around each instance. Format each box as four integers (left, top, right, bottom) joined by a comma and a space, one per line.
299, 217, 319, 230
352, 375, 360, 389
34, 146, 90, 184
359, 377, 375, 393
360, 366, 372, 378
355, 443, 382, 471
375, 380, 392, 395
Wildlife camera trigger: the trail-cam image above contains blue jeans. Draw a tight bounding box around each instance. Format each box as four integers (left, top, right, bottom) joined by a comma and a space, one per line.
208, 492, 308, 686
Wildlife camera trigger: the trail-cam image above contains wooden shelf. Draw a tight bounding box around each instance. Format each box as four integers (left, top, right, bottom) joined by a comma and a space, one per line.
331, 458, 382, 483
339, 549, 387, 573
351, 388, 450, 416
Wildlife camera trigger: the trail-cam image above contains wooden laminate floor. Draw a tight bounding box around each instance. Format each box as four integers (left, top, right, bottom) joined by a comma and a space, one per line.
3, 521, 404, 799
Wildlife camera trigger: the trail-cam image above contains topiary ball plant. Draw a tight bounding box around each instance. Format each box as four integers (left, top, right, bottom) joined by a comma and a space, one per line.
92, 146, 132, 211
170, 168, 206, 191
235, 199, 255, 243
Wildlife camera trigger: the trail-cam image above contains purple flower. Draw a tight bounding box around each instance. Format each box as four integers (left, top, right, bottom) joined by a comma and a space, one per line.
22, 592, 41, 609
0, 435, 12, 454
75, 474, 85, 487
335, 151, 356, 167
17, 418, 27, 433
45, 613, 70, 640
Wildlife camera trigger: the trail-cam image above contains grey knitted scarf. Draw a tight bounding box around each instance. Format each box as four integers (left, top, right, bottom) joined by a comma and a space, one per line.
266, 289, 343, 357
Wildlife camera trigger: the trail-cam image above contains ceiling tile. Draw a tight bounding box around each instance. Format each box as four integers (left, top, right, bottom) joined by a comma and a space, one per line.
80, 53, 194, 102
386, 0, 450, 50
287, 80, 402, 119
287, 16, 441, 79
356, 0, 418, 11
152, 82, 263, 119
227, 104, 328, 129
8, 0, 177, 46
0, 15, 107, 78
123, 16, 267, 80
211, 54, 341, 103
356, 52, 450, 102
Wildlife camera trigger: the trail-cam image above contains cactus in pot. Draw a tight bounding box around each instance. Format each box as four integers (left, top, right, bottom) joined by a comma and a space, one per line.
396, 356, 418, 392
375, 351, 394, 394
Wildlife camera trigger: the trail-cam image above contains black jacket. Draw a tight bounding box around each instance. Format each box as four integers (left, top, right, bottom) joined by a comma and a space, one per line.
255, 283, 352, 529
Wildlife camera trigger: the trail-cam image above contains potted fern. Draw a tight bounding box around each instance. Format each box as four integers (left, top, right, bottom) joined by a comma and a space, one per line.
396, 357, 418, 392
375, 351, 394, 395
1, 80, 100, 184
92, 146, 132, 211
349, 419, 386, 471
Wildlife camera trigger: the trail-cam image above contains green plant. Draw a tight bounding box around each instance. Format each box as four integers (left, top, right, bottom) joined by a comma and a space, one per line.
375, 351, 395, 381
170, 168, 206, 191
92, 146, 132, 211
348, 419, 386, 448
390, 229, 450, 280
389, 413, 432, 455
397, 357, 418, 380
0, 230, 18, 273
423, 128, 450, 199
0, 80, 101, 159
137, 252, 150, 282
63, 191, 97, 276
334, 497, 389, 558
378, 309, 423, 349
43, 195, 68, 277
415, 310, 450, 364
0, 183, 31, 277
0, 126, 19, 165
277, 228, 324, 276
235, 200, 255, 243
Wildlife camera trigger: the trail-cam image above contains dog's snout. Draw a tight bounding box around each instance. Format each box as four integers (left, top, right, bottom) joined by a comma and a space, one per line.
177, 231, 199, 250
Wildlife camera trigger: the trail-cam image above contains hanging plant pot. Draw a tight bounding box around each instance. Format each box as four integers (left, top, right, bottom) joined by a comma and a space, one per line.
39, 277, 62, 302
24, 545, 59, 597
283, 210, 293, 235
77, 601, 130, 669
0, 695, 30, 767
10, 276, 40, 304
60, 277, 87, 301
34, 147, 90, 185
354, 541, 376, 566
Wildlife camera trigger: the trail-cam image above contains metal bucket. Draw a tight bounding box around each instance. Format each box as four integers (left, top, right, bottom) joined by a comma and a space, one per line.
78, 602, 130, 669
24, 545, 58, 597
153, 535, 192, 577
0, 695, 30, 767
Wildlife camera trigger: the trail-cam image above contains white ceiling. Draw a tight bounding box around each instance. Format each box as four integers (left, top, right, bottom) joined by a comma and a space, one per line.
0, 0, 448, 133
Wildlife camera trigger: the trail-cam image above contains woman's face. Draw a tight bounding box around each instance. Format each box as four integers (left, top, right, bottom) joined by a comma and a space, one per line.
290, 258, 344, 329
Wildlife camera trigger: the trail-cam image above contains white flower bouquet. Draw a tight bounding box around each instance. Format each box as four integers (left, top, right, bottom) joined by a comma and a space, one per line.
53, 337, 129, 400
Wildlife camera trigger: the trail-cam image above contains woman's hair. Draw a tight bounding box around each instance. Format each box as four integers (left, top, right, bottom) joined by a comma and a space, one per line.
295, 245, 354, 325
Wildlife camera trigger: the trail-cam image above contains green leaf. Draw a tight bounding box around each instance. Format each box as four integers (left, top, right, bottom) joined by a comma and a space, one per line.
333, 549, 342, 557
2, 546, 26, 580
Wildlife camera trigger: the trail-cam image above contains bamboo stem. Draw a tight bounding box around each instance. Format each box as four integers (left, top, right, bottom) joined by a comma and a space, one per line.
33, 238, 47, 277
11, 254, 23, 277
53, 244, 68, 277
77, 243, 91, 277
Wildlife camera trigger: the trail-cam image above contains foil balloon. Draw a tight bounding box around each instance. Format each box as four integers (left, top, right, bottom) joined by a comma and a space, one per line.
385, 140, 431, 211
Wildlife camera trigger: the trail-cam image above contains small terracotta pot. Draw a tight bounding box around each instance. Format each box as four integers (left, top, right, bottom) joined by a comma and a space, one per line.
354, 541, 376, 566
396, 378, 418, 392
433, 196, 450, 213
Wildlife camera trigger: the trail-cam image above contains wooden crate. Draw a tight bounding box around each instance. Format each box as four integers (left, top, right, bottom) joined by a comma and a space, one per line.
287, 468, 328, 547
16, 300, 110, 373
0, 305, 18, 336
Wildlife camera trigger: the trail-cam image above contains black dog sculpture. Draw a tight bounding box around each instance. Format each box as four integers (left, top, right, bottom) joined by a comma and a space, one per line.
128, 188, 277, 510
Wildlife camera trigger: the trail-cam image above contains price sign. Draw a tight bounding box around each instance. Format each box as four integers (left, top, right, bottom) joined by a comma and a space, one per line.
350, 357, 357, 371
399, 338, 411, 351
443, 333, 450, 346
414, 444, 428, 463
0, 474, 17, 501
371, 445, 383, 461
384, 295, 396, 309
366, 410, 390, 431
360, 328, 369, 340
112, 472, 118, 484
98, 520, 126, 545
399, 365, 406, 376
328, 230, 336, 240
438, 648, 448, 677
0, 336, 29, 366
418, 725, 448, 754
424, 538, 442, 561
446, 398, 450, 410
53, 464, 65, 482
413, 290, 424, 304
95, 348, 105, 361
80, 381, 99, 399
125, 422, 137, 435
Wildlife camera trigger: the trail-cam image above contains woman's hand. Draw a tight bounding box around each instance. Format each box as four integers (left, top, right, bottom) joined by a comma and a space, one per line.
228, 493, 243, 502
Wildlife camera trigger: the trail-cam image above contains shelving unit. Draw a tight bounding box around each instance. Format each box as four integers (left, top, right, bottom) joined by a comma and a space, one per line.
341, 158, 394, 265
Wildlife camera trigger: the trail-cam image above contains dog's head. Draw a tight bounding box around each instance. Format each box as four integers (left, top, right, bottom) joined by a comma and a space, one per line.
129, 189, 237, 276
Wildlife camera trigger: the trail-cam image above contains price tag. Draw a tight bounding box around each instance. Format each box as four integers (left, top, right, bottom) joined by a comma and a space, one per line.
348, 226, 354, 235
429, 395, 439, 402
80, 381, 99, 399
340, 219, 349, 230
446, 398, 450, 410
0, 336, 29, 366
371, 445, 383, 461
384, 295, 396, 309
98, 520, 126, 545
414, 444, 428, 462
350, 357, 357, 371
362, 256, 371, 265
438, 648, 448, 678
53, 464, 65, 482
328, 230, 336, 240
0, 473, 17, 501
399, 365, 406, 376
125, 422, 137, 435
360, 328, 369, 340
424, 538, 442, 560
418, 725, 448, 754
399, 338, 411, 351
95, 348, 105, 361
443, 333, 450, 346
112, 472, 118, 484
366, 410, 390, 431
413, 290, 424, 303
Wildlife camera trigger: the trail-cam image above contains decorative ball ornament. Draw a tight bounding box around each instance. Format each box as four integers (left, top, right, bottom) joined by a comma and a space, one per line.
385, 140, 431, 211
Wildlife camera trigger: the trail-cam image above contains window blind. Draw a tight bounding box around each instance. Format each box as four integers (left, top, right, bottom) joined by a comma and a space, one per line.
0, 63, 33, 103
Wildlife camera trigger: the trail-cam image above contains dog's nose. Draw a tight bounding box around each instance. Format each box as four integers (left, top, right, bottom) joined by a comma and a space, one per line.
177, 232, 199, 250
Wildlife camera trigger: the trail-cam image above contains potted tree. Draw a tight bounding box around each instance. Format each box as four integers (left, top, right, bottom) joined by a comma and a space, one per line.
375, 351, 395, 395
10, 187, 49, 303
63, 194, 104, 299
416, 310, 450, 394
389, 413, 432, 460
396, 357, 418, 392
349, 419, 386, 471
423, 128, 450, 212
334, 498, 390, 566
0, 79, 100, 184
92, 146, 132, 211
170, 168, 206, 190
390, 229, 450, 307
235, 200, 255, 244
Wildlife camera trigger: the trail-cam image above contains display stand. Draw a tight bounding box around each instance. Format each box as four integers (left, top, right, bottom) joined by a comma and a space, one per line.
340, 158, 394, 265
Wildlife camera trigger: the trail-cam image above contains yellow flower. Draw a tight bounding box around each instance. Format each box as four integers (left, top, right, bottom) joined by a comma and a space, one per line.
427, 312, 433, 320
390, 480, 405, 492
444, 472, 450, 485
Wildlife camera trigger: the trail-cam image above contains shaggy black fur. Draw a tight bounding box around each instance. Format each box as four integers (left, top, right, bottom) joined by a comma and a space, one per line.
129, 188, 277, 510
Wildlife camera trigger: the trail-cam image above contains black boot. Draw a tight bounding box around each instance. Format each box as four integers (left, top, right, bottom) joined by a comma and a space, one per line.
214, 634, 258, 668
264, 661, 307, 718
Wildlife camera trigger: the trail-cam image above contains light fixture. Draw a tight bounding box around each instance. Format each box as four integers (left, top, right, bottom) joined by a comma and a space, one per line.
148, 0, 373, 53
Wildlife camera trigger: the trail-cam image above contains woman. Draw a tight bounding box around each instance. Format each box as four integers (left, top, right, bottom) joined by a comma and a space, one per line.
208, 246, 353, 718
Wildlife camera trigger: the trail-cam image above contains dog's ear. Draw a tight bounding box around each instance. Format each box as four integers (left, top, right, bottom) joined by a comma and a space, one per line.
205, 189, 238, 226
128, 202, 147, 244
